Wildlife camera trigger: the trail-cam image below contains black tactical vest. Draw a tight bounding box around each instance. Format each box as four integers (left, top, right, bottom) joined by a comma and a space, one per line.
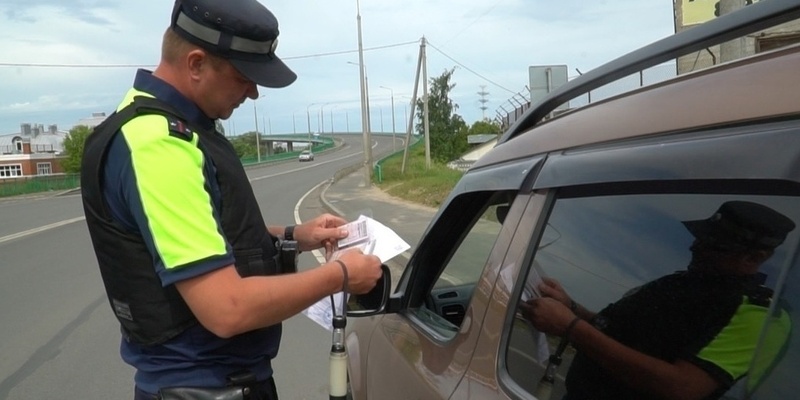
81, 95, 280, 345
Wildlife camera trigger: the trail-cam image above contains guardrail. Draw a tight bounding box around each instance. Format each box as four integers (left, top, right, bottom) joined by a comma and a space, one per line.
0, 174, 81, 198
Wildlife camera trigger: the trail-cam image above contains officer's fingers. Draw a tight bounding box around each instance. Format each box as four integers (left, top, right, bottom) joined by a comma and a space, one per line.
314, 227, 348, 243
538, 282, 560, 298
346, 255, 382, 294
517, 301, 533, 316
309, 213, 346, 229
324, 214, 348, 228
337, 248, 365, 264
541, 276, 562, 289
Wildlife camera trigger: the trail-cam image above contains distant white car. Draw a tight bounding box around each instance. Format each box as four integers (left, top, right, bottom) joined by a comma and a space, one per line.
298, 150, 314, 162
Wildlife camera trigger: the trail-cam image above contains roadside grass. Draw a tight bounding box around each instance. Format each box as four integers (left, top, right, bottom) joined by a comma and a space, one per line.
376, 144, 463, 208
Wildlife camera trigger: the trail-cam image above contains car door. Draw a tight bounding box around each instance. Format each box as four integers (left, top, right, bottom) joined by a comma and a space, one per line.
354, 157, 543, 400
468, 121, 800, 399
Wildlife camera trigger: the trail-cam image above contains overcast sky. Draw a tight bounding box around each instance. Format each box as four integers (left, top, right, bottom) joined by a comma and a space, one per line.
0, 0, 676, 136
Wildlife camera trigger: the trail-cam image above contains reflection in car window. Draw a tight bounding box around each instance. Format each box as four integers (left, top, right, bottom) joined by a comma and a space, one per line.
505, 193, 799, 400
409, 191, 513, 341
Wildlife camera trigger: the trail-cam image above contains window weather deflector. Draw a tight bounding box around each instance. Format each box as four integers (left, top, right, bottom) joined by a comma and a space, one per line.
499, 0, 800, 144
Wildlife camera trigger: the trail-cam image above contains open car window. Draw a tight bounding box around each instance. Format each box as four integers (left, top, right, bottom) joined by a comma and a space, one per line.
406, 190, 517, 341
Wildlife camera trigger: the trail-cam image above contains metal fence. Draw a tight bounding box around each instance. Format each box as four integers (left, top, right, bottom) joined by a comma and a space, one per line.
0, 174, 81, 198
497, 63, 677, 131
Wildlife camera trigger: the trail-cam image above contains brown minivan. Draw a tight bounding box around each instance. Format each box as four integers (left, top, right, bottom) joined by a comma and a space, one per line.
346, 2, 800, 399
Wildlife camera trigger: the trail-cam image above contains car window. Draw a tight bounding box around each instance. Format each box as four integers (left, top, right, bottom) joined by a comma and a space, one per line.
406, 190, 514, 341
504, 191, 799, 399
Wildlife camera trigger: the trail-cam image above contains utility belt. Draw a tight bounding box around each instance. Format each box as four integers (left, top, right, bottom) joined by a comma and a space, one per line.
137, 372, 277, 400
235, 238, 299, 278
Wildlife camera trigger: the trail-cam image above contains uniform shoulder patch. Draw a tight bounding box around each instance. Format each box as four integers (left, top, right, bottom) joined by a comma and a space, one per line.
166, 116, 193, 141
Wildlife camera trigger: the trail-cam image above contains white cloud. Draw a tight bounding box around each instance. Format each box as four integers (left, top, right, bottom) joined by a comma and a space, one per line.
0, 0, 675, 135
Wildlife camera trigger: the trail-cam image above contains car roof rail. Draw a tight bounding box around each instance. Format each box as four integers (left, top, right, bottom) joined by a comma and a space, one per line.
499, 0, 800, 144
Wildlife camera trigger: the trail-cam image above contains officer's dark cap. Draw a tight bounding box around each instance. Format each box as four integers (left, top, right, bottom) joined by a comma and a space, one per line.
683, 201, 796, 250
170, 0, 296, 88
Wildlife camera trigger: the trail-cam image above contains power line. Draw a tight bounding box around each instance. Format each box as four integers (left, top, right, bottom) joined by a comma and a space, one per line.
0, 38, 518, 100
284, 40, 418, 60
0, 62, 157, 68
440, 0, 506, 47
425, 40, 516, 95
0, 40, 419, 68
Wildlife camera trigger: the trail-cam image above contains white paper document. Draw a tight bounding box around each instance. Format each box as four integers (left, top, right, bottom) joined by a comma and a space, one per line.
303, 215, 410, 331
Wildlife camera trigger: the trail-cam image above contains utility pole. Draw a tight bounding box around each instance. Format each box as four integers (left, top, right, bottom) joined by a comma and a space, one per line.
402, 37, 425, 174
356, 0, 371, 186
422, 36, 431, 170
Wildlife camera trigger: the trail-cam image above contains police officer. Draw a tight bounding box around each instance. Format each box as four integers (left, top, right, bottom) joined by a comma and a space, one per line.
521, 201, 796, 400
80, 1, 383, 399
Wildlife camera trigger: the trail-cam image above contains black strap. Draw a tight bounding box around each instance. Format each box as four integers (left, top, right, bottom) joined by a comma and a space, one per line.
81, 96, 192, 220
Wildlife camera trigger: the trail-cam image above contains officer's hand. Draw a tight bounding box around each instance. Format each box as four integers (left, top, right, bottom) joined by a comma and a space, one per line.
295, 213, 349, 252
519, 297, 575, 336
539, 277, 572, 307
334, 249, 382, 294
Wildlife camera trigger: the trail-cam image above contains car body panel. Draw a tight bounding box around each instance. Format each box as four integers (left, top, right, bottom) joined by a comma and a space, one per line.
346, 7, 800, 400
534, 121, 800, 189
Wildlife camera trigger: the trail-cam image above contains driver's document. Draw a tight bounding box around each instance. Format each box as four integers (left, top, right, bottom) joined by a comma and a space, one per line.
303, 215, 410, 331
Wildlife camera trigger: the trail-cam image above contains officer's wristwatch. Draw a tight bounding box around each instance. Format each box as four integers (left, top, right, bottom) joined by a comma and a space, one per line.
284, 225, 295, 241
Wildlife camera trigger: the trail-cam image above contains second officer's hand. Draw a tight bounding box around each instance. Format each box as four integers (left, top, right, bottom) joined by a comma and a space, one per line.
519, 297, 575, 336
335, 249, 382, 294
539, 276, 572, 306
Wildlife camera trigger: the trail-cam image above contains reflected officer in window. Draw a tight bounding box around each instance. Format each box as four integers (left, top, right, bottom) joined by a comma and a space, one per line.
520, 201, 796, 400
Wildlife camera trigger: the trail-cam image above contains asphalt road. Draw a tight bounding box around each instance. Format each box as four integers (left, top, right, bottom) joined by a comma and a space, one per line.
0, 134, 396, 400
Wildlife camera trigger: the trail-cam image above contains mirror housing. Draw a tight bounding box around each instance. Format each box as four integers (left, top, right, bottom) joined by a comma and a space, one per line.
347, 264, 391, 317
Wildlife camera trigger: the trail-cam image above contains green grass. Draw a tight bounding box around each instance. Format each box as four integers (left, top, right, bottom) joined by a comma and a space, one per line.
376, 144, 463, 208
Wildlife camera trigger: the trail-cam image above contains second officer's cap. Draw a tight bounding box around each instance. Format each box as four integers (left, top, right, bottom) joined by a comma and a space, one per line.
170, 0, 297, 88
683, 201, 796, 250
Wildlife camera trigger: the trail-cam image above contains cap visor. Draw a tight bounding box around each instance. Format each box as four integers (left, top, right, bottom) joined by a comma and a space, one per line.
682, 219, 710, 238
231, 56, 297, 88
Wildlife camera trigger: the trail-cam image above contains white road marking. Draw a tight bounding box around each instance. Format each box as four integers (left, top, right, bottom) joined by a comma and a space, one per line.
1, 140, 376, 247
0, 216, 85, 244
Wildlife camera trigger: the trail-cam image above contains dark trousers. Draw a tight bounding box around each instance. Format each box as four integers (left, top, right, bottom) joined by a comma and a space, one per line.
134, 377, 278, 400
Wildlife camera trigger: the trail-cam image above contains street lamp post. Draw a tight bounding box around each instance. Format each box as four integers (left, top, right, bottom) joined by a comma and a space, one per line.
320, 103, 331, 134
380, 86, 396, 152
329, 105, 338, 134
306, 103, 317, 151
253, 95, 266, 163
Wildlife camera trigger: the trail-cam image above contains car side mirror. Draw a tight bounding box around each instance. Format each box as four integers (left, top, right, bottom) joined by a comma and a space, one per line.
347, 264, 391, 317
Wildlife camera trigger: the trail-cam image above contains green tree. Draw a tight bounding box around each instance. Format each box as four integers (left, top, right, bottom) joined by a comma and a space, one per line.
415, 68, 469, 163
61, 125, 92, 173
468, 119, 501, 136
228, 131, 258, 159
